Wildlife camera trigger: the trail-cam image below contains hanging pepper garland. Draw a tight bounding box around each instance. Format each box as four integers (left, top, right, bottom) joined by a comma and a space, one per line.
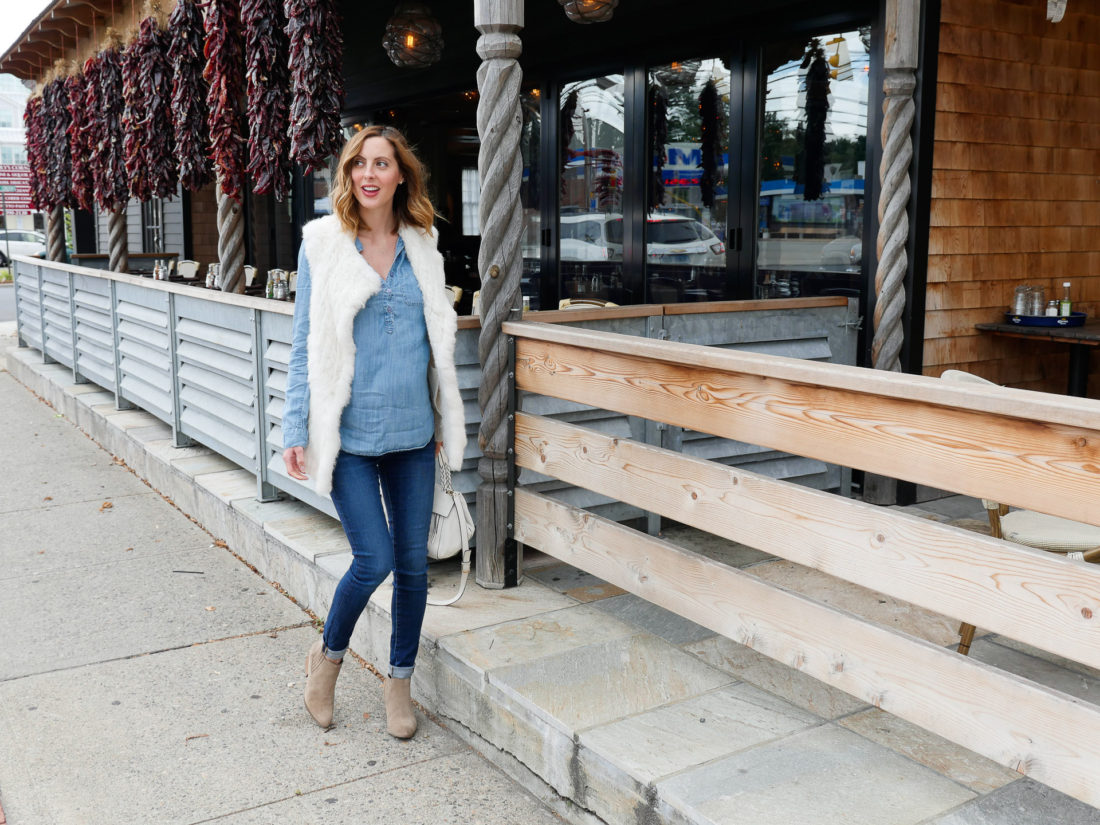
23, 96, 47, 211
647, 84, 668, 212
138, 14, 178, 199
71, 58, 101, 213
801, 38, 830, 202
204, 0, 247, 201
66, 70, 93, 212
286, 0, 344, 173
122, 33, 150, 201
43, 75, 74, 209
243, 0, 292, 199
559, 89, 577, 197
168, 0, 213, 191
697, 79, 719, 210
94, 39, 131, 213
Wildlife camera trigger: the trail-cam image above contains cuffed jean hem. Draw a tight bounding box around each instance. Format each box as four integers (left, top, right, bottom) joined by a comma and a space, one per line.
390, 664, 414, 679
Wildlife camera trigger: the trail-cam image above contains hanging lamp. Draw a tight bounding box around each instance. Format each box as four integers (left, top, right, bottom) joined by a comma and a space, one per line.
558, 0, 619, 24
382, 2, 444, 68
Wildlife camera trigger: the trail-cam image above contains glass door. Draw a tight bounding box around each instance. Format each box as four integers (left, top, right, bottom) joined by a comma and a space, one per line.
755, 28, 871, 301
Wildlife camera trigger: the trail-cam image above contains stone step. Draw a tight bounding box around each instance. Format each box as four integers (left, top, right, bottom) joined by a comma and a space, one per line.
9, 345, 1100, 825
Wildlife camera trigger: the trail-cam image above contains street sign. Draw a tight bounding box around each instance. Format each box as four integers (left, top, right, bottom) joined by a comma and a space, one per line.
0, 165, 35, 215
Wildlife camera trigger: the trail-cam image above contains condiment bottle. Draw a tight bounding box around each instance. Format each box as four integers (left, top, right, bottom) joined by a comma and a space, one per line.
1060, 282, 1072, 316
1045, 300, 1059, 317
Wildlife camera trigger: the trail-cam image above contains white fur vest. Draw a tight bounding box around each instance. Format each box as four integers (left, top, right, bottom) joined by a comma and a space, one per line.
299, 214, 466, 496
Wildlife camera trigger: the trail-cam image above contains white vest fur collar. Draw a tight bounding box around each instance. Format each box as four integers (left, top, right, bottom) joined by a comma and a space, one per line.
299, 214, 466, 496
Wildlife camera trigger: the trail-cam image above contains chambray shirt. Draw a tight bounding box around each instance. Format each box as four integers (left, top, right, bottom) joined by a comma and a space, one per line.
281, 236, 435, 455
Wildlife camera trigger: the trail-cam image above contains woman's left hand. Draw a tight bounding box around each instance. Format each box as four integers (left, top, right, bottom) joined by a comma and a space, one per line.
435, 441, 443, 457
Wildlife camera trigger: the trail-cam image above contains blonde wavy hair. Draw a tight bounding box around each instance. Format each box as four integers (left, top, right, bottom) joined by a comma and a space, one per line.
330, 125, 435, 234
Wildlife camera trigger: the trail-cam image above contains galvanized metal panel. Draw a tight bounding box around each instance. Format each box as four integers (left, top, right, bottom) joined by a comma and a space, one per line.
118, 354, 173, 393
179, 405, 256, 465
176, 339, 254, 381
178, 362, 256, 408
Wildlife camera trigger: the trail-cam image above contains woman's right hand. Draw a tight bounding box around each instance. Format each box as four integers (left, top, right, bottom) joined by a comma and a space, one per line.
283, 446, 308, 480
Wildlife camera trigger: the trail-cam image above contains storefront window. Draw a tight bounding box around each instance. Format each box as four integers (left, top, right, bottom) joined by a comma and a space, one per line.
520, 89, 542, 309
756, 29, 870, 300
559, 73, 625, 305
647, 59, 730, 303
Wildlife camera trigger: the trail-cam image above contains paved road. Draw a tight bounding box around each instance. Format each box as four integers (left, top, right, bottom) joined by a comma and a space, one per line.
0, 336, 563, 825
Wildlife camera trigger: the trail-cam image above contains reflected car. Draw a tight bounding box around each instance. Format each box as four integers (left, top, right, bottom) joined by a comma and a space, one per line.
646, 214, 725, 268
0, 230, 47, 266
559, 213, 624, 261
819, 236, 862, 267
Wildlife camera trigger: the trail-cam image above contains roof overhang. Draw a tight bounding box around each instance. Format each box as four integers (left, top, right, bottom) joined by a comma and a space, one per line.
1, 1, 109, 82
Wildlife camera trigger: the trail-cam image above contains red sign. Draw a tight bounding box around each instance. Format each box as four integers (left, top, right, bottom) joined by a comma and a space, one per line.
0, 164, 36, 215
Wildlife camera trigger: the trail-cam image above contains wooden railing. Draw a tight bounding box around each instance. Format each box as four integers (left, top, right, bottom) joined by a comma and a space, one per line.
505, 320, 1100, 807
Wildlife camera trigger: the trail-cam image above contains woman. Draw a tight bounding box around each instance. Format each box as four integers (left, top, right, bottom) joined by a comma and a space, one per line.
281, 125, 465, 738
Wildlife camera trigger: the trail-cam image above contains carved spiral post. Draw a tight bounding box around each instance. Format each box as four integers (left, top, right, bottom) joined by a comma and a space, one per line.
47, 205, 66, 261
216, 176, 245, 293
872, 68, 915, 374
865, 0, 919, 505
107, 209, 129, 273
474, 0, 525, 588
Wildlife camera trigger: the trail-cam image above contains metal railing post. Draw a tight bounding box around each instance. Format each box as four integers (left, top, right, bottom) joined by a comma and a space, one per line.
251, 308, 278, 501
68, 273, 87, 384
166, 290, 195, 447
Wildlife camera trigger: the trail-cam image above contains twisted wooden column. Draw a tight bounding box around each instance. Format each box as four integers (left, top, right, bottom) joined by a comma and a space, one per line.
865, 0, 919, 504
47, 205, 65, 261
872, 68, 915, 374
216, 176, 245, 293
108, 209, 129, 273
474, 0, 524, 588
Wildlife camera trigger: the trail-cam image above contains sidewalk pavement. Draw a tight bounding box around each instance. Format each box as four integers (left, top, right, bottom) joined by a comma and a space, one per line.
3, 319, 1100, 825
0, 324, 564, 825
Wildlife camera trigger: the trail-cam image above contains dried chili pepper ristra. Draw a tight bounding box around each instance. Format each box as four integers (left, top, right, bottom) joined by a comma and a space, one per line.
204, 0, 247, 203
138, 16, 178, 199
243, 0, 291, 199
168, 0, 213, 191
94, 45, 131, 214
79, 56, 103, 210
67, 66, 95, 213
122, 33, 151, 202
43, 77, 74, 209
285, 0, 344, 173
23, 96, 48, 211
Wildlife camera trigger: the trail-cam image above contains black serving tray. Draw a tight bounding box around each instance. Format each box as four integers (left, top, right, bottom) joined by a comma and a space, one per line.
1004, 311, 1087, 327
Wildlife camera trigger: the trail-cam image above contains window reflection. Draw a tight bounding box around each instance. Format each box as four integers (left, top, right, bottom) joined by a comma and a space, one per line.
647, 59, 729, 303
559, 74, 625, 305
519, 89, 542, 309
757, 29, 870, 301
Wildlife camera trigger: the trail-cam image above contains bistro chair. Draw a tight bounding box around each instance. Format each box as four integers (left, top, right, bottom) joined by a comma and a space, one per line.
471, 290, 481, 316
243, 265, 258, 287
558, 297, 619, 310
444, 285, 462, 307
940, 369, 1100, 655
177, 259, 199, 279
288, 270, 298, 293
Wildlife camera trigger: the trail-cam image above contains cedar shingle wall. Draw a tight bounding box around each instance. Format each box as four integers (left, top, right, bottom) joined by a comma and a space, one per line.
925, 0, 1100, 394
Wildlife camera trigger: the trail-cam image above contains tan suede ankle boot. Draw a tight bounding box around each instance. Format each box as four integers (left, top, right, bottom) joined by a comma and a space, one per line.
304, 639, 341, 729
383, 676, 417, 739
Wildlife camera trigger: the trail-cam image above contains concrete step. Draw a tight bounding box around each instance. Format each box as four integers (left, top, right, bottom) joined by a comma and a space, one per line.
8, 344, 1100, 825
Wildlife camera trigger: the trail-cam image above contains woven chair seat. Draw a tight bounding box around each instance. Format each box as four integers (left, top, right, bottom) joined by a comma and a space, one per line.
1001, 509, 1100, 553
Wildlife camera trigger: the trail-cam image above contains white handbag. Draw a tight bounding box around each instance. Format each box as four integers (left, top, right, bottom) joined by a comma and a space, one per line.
426, 454, 474, 606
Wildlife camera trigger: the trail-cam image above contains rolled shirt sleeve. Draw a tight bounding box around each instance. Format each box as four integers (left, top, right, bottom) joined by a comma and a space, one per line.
281, 247, 312, 449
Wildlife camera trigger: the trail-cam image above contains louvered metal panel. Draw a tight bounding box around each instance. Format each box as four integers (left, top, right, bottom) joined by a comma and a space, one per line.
13, 263, 42, 349
174, 296, 258, 472
40, 273, 74, 368
115, 283, 173, 424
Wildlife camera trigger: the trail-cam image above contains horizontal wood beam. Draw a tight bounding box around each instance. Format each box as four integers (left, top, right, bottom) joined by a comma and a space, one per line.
514, 488, 1100, 808
508, 325, 1100, 524
515, 412, 1100, 671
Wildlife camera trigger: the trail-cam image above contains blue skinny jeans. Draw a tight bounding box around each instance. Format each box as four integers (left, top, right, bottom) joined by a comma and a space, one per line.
323, 442, 435, 678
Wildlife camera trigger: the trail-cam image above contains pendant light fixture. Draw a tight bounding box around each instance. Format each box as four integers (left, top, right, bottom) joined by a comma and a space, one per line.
382, 2, 444, 68
558, 0, 619, 24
